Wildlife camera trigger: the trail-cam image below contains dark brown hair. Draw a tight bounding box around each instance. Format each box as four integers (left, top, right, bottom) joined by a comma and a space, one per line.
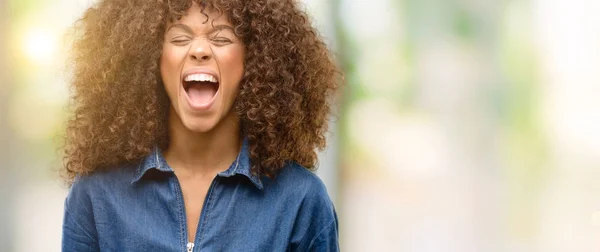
62, 0, 340, 183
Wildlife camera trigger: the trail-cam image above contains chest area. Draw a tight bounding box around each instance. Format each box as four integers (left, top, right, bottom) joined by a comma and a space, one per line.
177, 176, 214, 242
94, 177, 298, 251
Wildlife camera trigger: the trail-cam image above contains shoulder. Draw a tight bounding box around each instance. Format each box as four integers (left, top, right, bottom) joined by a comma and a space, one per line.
262, 162, 335, 216
272, 162, 333, 204
65, 165, 136, 209
62, 165, 135, 250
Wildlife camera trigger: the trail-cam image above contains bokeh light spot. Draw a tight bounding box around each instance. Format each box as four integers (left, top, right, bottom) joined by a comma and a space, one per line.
23, 28, 57, 65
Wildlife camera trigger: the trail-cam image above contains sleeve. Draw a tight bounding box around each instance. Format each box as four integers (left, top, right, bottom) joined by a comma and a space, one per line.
291, 172, 340, 252
306, 211, 339, 252
62, 177, 100, 252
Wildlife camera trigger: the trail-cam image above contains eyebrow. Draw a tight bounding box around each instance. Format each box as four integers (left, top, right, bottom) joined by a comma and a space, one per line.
167, 24, 194, 34
166, 23, 235, 34
211, 24, 235, 32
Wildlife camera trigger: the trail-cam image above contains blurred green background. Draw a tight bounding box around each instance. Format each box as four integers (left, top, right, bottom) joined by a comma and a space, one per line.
2, 0, 600, 251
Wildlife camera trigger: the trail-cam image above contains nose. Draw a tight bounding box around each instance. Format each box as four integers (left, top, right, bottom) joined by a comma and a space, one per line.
189, 40, 212, 62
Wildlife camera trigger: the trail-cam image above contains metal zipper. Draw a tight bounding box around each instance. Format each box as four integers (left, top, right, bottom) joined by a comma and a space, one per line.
174, 176, 219, 252
176, 150, 240, 252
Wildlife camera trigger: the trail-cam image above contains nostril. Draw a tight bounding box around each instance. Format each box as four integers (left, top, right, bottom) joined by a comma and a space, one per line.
190, 55, 210, 61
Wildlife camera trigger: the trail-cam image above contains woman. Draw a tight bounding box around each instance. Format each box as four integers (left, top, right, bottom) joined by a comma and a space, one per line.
61, 0, 340, 251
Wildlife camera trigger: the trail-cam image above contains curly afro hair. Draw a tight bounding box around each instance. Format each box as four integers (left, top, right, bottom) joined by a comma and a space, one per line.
62, 0, 341, 184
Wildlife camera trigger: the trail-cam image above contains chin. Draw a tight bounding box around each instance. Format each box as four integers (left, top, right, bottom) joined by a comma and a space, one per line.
179, 113, 220, 133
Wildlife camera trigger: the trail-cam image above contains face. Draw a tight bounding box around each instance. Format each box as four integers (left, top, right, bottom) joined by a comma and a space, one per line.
160, 3, 245, 133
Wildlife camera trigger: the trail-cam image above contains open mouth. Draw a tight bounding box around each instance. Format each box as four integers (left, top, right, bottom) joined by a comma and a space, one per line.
182, 73, 219, 105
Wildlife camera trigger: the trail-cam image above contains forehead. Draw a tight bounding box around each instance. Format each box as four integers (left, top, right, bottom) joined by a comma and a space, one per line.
174, 2, 231, 27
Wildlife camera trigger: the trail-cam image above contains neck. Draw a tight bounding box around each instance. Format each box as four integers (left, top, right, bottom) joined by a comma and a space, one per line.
164, 109, 241, 175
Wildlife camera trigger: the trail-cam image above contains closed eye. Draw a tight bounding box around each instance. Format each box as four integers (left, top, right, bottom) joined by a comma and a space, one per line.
211, 37, 233, 45
171, 36, 192, 45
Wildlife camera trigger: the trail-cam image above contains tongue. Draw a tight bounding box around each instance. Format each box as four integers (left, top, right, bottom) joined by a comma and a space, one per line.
187, 83, 216, 105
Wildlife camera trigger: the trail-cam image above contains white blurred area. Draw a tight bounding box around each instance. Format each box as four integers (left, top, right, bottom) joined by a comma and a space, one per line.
337, 0, 600, 251
2, 0, 600, 251
536, 0, 600, 251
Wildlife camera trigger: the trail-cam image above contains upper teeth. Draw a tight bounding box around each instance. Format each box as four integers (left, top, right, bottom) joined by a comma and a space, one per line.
184, 73, 217, 83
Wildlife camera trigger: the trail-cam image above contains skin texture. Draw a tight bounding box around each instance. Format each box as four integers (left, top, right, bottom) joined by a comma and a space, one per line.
62, 0, 341, 184
161, 3, 244, 134
161, 3, 245, 242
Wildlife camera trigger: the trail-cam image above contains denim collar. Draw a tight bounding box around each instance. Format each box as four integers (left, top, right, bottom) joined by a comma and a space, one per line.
131, 138, 263, 190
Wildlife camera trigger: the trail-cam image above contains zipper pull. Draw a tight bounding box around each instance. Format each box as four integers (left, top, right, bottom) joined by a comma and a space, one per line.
187, 242, 194, 252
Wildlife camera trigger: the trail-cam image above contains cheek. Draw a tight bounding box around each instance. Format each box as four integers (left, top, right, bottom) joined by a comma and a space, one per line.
160, 46, 184, 89
218, 47, 245, 82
